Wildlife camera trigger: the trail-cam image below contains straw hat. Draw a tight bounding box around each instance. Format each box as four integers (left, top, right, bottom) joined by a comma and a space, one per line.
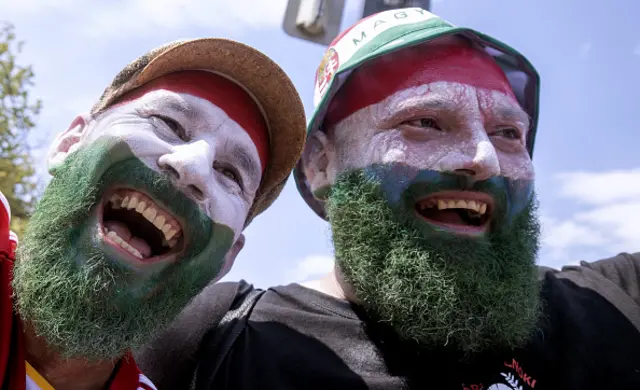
91, 38, 307, 225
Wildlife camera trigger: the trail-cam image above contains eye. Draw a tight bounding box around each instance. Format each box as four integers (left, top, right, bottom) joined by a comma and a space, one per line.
403, 117, 442, 130
493, 127, 521, 140
151, 115, 187, 141
214, 163, 243, 189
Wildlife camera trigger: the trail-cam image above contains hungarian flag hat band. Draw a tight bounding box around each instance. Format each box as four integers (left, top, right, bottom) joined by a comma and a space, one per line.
296, 7, 541, 219
308, 7, 540, 156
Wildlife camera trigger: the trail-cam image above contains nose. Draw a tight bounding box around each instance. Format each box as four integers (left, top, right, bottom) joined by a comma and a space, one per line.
440, 138, 500, 181
157, 140, 215, 200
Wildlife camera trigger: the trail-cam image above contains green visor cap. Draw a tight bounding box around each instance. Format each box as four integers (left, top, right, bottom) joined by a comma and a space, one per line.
295, 7, 541, 219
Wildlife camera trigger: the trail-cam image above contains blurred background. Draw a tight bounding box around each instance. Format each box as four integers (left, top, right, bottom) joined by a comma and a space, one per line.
0, 0, 638, 288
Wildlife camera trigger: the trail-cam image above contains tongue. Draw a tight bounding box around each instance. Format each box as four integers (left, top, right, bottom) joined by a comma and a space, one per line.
104, 221, 132, 241
431, 209, 466, 225
104, 220, 152, 258
129, 237, 152, 258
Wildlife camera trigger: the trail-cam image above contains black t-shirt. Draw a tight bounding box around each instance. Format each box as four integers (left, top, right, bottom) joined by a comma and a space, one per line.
137, 252, 640, 389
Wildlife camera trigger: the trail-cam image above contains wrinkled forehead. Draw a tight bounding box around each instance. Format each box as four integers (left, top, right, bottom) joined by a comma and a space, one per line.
325, 37, 519, 129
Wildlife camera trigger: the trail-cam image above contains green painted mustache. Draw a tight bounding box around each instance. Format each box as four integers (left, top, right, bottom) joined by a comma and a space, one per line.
357, 163, 535, 229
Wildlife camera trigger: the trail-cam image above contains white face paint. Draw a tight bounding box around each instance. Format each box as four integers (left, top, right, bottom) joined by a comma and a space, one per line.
327, 81, 534, 183
62, 89, 262, 242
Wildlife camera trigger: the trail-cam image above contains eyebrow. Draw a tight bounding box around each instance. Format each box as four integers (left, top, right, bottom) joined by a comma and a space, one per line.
230, 144, 261, 184
494, 105, 531, 129
384, 93, 531, 131
393, 95, 459, 113
164, 99, 199, 122
381, 94, 460, 124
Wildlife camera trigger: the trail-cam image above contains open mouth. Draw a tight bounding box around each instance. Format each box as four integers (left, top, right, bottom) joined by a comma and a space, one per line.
101, 189, 184, 261
415, 192, 492, 233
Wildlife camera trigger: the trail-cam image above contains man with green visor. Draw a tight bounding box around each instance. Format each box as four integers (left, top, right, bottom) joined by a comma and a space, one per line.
138, 8, 640, 389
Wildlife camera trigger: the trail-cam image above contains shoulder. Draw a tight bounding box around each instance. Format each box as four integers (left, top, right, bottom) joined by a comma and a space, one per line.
134, 280, 256, 388
187, 279, 256, 314
141, 279, 255, 350
533, 254, 640, 383
538, 252, 640, 295
538, 252, 640, 330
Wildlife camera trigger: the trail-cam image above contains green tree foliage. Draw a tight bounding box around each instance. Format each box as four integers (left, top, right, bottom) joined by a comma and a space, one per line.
0, 22, 41, 237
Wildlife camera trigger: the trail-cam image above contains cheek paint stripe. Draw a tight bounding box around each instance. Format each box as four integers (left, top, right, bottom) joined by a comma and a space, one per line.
324, 43, 516, 129
116, 71, 269, 172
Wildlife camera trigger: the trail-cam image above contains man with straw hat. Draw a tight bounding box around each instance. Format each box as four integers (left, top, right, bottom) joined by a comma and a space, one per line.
0, 38, 305, 389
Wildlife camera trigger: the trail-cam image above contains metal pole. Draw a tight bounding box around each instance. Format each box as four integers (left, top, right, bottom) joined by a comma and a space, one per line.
362, 0, 431, 19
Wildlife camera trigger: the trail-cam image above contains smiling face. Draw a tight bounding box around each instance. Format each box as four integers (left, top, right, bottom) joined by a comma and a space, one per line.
75, 71, 266, 265
312, 36, 535, 235
326, 82, 533, 236
13, 70, 266, 360
303, 37, 541, 353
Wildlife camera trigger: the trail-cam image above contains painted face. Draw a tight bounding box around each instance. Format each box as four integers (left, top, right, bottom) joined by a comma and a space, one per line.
320, 37, 534, 237
59, 71, 266, 268
13, 71, 268, 360
311, 38, 542, 351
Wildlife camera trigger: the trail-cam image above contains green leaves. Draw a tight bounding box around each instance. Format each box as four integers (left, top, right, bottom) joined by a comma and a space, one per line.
0, 22, 41, 237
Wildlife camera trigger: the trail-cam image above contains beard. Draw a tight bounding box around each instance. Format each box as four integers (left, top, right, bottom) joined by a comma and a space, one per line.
12, 139, 233, 361
326, 165, 542, 354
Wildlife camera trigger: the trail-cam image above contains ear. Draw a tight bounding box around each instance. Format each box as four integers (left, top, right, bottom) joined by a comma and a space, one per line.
301, 130, 336, 200
217, 233, 245, 280
47, 114, 91, 175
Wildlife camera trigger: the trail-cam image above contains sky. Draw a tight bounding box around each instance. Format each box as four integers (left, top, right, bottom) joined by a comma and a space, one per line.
0, 0, 638, 289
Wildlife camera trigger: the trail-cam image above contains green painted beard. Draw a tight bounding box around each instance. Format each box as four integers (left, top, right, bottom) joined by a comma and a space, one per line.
326, 169, 542, 354
13, 140, 235, 361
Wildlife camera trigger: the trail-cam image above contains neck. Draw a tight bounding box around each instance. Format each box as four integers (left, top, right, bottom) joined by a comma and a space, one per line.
301, 265, 360, 304
23, 321, 118, 390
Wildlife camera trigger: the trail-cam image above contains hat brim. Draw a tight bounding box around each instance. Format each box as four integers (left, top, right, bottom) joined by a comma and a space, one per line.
112, 38, 307, 223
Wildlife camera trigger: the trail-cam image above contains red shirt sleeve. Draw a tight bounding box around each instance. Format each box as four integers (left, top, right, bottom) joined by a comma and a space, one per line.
0, 250, 26, 390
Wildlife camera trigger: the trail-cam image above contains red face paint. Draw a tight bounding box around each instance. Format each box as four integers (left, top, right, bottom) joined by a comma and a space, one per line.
116, 70, 269, 172
324, 40, 516, 130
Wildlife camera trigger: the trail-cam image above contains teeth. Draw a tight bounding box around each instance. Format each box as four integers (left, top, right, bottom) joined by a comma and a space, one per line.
143, 207, 158, 222
153, 215, 166, 229
165, 229, 177, 241
160, 220, 181, 242
106, 191, 183, 249
123, 242, 142, 258
135, 201, 147, 213
107, 230, 123, 244
128, 196, 139, 210
427, 198, 489, 214
106, 230, 142, 258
